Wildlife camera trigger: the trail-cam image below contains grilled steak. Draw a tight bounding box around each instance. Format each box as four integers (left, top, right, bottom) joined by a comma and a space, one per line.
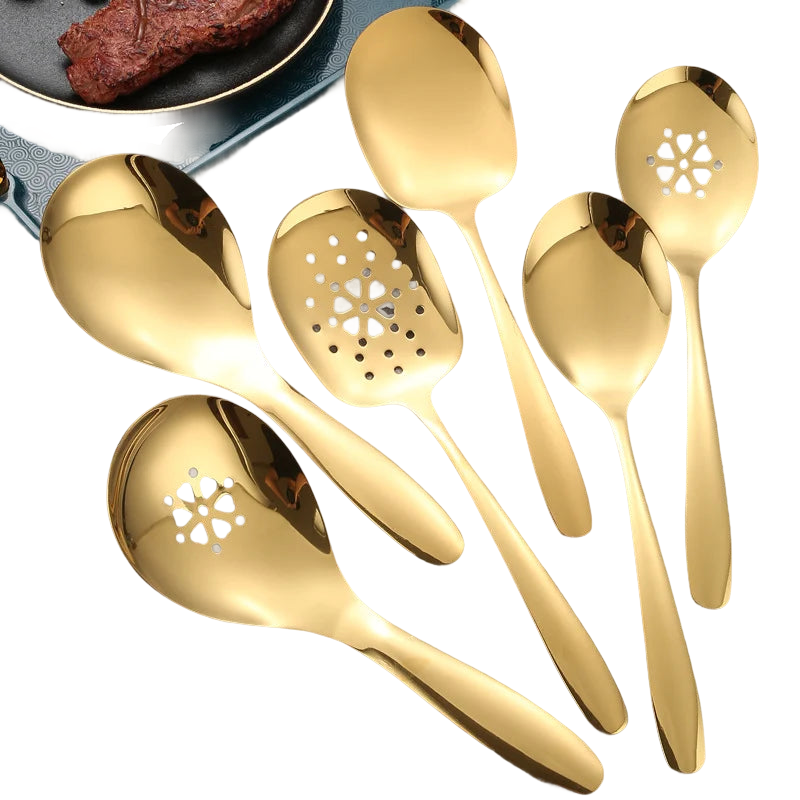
59, 0, 298, 105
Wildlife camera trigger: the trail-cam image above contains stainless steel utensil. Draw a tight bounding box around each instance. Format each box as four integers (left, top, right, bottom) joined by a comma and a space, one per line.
345, 7, 591, 538
109, 394, 605, 793
616, 66, 758, 608
269, 188, 627, 735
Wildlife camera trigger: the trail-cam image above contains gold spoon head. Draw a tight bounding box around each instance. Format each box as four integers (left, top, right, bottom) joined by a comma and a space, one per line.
40, 154, 257, 380
523, 193, 671, 414
616, 67, 757, 271
270, 189, 461, 407
109, 395, 353, 632
345, 7, 516, 213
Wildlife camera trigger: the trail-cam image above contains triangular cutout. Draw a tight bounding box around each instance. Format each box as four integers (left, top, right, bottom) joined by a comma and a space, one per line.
189, 523, 208, 544
343, 317, 360, 335
376, 302, 395, 319
176, 482, 194, 503
693, 168, 711, 186
656, 166, 674, 182
214, 493, 235, 513
657, 142, 674, 159
345, 279, 362, 297
334, 297, 353, 314
367, 318, 385, 337
675, 174, 692, 194
693, 144, 712, 162
199, 476, 217, 499
212, 519, 232, 539
172, 508, 193, 527
369, 280, 386, 300
676, 133, 693, 154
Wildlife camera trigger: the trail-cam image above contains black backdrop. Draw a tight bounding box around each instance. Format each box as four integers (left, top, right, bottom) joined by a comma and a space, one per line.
0, 0, 760, 796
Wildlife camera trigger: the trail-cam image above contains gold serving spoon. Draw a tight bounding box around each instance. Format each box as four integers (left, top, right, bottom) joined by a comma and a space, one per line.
524, 192, 704, 773
40, 154, 463, 566
345, 7, 591, 538
109, 394, 604, 793
269, 189, 627, 736
616, 67, 758, 609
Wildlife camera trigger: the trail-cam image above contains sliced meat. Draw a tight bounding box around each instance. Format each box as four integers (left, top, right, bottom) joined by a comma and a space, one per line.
58, 0, 298, 105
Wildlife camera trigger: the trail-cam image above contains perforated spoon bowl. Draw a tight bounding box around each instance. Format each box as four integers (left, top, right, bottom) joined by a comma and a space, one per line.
269, 189, 627, 736
109, 394, 604, 793
617, 67, 758, 609
524, 192, 704, 773
345, 7, 591, 538
39, 154, 463, 566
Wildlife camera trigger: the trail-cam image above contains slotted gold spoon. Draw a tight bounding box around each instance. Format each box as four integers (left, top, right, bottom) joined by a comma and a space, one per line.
109, 394, 604, 794
40, 154, 464, 566
345, 7, 591, 538
524, 192, 704, 773
269, 189, 627, 736
617, 67, 758, 609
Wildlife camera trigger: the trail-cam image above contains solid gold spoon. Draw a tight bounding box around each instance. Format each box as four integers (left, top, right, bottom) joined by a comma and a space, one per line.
524, 193, 704, 773
269, 189, 627, 736
39, 154, 463, 566
617, 67, 758, 609
345, 7, 591, 538
109, 394, 604, 793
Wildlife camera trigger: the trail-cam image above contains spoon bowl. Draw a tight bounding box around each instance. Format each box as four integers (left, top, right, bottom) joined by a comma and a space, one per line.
345, 7, 591, 538
109, 395, 605, 793
617, 66, 758, 609
39, 154, 464, 566
524, 193, 705, 773
270, 188, 462, 406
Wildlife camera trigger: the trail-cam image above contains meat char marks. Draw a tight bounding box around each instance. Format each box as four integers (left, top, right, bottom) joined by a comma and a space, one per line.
59, 0, 298, 105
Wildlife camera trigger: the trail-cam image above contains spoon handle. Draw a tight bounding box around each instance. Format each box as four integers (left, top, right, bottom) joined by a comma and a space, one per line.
339, 604, 604, 793
411, 396, 626, 736
680, 272, 732, 609
245, 373, 464, 566
609, 414, 705, 773
454, 213, 591, 538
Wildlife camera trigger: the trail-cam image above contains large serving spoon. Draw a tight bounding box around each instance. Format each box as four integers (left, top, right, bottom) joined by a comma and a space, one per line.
39, 154, 463, 566
108, 394, 604, 793
269, 188, 627, 735
523, 193, 704, 773
616, 67, 758, 609
345, 7, 591, 539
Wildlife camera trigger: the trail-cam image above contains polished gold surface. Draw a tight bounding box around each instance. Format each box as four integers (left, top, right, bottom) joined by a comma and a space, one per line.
617, 67, 758, 609
345, 7, 591, 538
39, 154, 463, 566
109, 395, 605, 793
524, 193, 704, 773
269, 189, 627, 735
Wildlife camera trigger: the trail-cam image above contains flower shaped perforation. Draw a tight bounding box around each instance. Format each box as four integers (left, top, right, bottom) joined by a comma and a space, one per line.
647, 128, 723, 199
163, 468, 245, 553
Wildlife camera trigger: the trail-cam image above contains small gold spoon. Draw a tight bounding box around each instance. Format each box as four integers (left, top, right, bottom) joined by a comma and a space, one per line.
108, 394, 604, 793
617, 67, 758, 609
523, 193, 704, 773
345, 7, 591, 538
40, 154, 463, 566
269, 189, 627, 735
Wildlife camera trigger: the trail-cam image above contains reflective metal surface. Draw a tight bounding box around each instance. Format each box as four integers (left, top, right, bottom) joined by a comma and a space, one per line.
270, 189, 626, 735
109, 395, 604, 793
40, 154, 463, 566
524, 192, 704, 773
345, 7, 591, 538
617, 67, 758, 609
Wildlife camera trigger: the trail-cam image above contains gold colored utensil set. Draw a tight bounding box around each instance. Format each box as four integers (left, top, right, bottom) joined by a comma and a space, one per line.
35, 6, 756, 794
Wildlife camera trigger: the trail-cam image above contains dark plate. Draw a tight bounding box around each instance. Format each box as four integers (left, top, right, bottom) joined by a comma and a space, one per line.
0, 0, 334, 112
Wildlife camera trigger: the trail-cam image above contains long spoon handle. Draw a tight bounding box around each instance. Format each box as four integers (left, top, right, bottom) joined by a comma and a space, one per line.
411, 396, 626, 736
241, 371, 464, 566
454, 213, 591, 538
338, 604, 604, 793
680, 272, 732, 609
609, 414, 704, 773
